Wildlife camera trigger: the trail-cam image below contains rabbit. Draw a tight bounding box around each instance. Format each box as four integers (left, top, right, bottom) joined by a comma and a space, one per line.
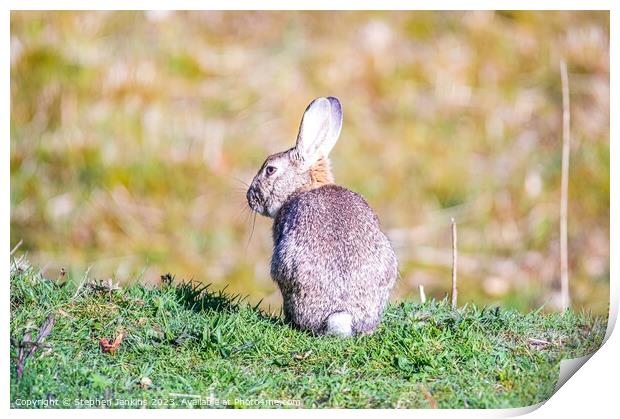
246, 96, 398, 337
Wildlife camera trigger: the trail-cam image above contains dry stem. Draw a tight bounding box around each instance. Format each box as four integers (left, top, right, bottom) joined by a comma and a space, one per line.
451, 217, 458, 310
559, 59, 571, 311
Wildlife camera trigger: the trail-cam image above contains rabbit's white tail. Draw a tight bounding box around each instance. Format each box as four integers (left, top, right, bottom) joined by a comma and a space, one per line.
326, 312, 353, 337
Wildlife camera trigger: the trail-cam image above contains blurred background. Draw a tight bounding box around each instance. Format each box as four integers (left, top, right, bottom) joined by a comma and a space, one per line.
10, 11, 609, 314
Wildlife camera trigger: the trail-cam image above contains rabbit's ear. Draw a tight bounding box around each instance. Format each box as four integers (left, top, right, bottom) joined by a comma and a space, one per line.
294, 97, 342, 166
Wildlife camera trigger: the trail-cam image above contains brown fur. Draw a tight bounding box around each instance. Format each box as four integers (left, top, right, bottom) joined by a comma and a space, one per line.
308, 157, 334, 188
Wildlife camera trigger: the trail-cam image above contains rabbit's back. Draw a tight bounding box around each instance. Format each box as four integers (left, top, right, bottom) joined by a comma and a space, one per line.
271, 184, 397, 334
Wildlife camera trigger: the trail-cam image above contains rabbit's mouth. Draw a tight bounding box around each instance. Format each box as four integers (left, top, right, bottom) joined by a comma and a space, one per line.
246, 187, 268, 217
247, 187, 280, 218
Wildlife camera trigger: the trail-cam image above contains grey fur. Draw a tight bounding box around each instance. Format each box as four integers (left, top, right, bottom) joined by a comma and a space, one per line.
247, 97, 397, 336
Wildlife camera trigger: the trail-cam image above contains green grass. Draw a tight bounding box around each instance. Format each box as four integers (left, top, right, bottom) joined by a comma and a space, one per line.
10, 256, 606, 409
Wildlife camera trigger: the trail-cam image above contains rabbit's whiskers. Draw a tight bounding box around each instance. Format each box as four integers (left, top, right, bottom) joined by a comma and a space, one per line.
246, 212, 257, 251
231, 176, 251, 188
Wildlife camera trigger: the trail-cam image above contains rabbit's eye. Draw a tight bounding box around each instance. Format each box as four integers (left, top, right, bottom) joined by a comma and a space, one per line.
265, 165, 277, 176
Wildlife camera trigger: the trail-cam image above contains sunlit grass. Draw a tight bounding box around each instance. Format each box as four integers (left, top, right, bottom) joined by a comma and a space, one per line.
10, 257, 606, 408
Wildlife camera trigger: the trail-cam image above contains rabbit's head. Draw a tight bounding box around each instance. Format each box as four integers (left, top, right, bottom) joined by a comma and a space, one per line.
247, 96, 343, 218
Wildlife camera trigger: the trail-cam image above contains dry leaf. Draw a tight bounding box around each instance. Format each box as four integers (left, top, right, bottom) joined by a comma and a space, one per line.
527, 337, 551, 347
14, 315, 56, 380
139, 377, 153, 389
421, 385, 438, 409
103, 278, 121, 292
99, 332, 125, 354
293, 350, 312, 360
